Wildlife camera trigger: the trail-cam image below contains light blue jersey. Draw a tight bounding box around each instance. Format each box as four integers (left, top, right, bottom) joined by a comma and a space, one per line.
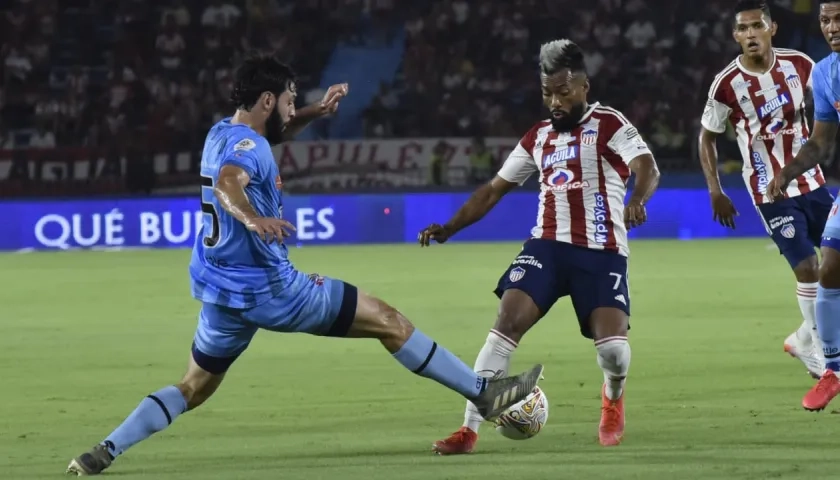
189, 118, 294, 309
812, 52, 840, 124
813, 54, 840, 242
187, 118, 354, 368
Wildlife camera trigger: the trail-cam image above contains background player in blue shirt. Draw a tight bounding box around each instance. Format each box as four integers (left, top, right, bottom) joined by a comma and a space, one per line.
767, 1, 840, 411
66, 53, 543, 476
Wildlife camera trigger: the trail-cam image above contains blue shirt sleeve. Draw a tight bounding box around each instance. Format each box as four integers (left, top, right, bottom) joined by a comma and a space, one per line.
813, 61, 839, 123
220, 137, 265, 182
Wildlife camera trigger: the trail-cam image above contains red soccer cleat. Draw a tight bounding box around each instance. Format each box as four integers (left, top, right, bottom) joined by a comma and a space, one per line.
599, 385, 625, 446
803, 370, 840, 411
432, 427, 478, 455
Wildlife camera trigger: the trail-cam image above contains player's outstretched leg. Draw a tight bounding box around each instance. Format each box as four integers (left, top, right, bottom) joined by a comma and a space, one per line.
67, 302, 252, 476
346, 288, 543, 421
803, 243, 840, 411
66, 353, 225, 475
590, 307, 630, 447
784, 256, 823, 379
433, 289, 542, 455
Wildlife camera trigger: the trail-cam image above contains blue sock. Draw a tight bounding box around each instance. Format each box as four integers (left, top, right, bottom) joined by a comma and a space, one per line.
102, 385, 187, 458
816, 286, 840, 372
393, 329, 487, 399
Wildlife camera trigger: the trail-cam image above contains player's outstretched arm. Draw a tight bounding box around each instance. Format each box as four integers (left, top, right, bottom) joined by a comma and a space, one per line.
418, 176, 517, 246
215, 164, 295, 243
282, 83, 348, 141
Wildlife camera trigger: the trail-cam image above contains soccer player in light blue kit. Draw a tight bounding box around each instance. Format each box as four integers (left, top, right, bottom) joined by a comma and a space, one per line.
66, 54, 543, 475
767, 1, 840, 411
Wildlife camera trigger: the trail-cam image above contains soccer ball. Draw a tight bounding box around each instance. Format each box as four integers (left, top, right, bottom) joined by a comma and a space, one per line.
493, 386, 548, 440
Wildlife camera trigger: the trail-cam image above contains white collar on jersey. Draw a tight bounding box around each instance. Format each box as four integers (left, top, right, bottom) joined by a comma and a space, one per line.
735, 49, 777, 77
576, 102, 600, 124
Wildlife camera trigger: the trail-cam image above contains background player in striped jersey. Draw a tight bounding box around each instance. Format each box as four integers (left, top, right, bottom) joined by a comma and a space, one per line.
419, 39, 660, 451
65, 54, 544, 476
698, 0, 830, 379
767, 0, 840, 411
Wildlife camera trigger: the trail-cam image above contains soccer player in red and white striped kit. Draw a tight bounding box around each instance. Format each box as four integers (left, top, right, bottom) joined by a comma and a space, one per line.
418, 39, 660, 451
699, 0, 830, 379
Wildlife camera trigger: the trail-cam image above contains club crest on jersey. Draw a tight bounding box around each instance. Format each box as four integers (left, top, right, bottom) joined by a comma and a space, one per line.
581, 128, 598, 145
757, 93, 790, 118
542, 146, 578, 168
508, 266, 526, 283
785, 73, 801, 89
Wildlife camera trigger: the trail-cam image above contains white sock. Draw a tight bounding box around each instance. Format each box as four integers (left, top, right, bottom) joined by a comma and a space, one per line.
796, 282, 820, 348
463, 329, 517, 433
595, 336, 631, 400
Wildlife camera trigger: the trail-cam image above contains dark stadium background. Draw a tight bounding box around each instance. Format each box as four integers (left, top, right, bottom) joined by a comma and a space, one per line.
0, 0, 835, 198
3, 3, 840, 478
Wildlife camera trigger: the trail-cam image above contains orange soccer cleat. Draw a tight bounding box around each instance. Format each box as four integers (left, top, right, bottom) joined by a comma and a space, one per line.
803, 370, 840, 411
432, 427, 478, 455
599, 385, 625, 446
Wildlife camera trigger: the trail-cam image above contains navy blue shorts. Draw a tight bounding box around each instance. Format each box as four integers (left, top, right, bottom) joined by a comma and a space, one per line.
494, 238, 630, 339
756, 187, 834, 268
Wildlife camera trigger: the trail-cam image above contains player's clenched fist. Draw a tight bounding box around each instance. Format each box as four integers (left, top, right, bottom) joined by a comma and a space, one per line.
623, 200, 647, 230
418, 223, 452, 247
319, 83, 349, 115
244, 217, 296, 243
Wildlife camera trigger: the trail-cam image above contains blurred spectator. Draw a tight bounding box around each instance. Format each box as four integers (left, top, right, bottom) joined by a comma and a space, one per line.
0, 0, 821, 175
468, 136, 494, 184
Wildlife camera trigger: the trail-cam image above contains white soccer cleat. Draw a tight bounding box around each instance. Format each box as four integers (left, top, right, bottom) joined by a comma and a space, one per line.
784, 332, 823, 379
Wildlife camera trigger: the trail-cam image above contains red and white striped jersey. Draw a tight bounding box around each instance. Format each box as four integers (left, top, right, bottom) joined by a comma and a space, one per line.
701, 48, 825, 205
497, 102, 651, 258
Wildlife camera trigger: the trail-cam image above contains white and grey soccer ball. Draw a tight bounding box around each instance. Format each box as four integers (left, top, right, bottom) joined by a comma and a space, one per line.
494, 386, 549, 440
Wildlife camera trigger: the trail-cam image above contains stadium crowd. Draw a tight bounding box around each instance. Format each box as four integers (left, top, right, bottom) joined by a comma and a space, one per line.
0, 0, 824, 170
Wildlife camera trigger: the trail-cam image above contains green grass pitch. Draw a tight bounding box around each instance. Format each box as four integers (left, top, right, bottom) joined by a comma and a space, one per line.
0, 239, 834, 479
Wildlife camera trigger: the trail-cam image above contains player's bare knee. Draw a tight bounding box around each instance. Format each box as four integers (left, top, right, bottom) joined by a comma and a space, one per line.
495, 308, 536, 343
493, 289, 542, 342
379, 307, 414, 346
793, 257, 819, 284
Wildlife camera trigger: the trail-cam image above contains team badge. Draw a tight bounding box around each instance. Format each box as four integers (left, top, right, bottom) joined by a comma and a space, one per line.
780, 224, 796, 239
509, 266, 526, 283
581, 129, 597, 146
